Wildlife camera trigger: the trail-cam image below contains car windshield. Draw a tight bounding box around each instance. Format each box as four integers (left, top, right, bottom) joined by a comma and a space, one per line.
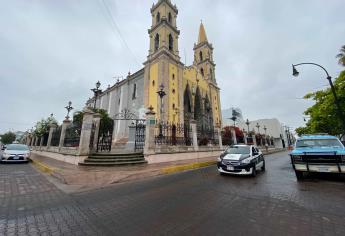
225, 146, 250, 154
5, 144, 29, 151
296, 139, 344, 148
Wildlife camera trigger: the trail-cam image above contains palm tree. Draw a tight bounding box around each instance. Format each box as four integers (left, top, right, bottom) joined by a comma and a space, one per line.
336, 45, 345, 66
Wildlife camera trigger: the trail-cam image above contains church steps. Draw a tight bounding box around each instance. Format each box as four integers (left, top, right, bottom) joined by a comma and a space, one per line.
79, 152, 146, 166
79, 160, 147, 166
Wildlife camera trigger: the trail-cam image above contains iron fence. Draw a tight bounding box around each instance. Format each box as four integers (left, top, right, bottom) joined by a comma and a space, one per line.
51, 126, 62, 146
64, 123, 81, 147
197, 126, 218, 146
42, 132, 49, 146
155, 121, 192, 146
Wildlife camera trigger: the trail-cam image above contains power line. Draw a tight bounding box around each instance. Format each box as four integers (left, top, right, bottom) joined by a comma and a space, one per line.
98, 0, 141, 66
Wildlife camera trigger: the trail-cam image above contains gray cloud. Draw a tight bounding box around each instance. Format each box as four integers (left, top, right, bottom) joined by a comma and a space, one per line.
0, 0, 344, 133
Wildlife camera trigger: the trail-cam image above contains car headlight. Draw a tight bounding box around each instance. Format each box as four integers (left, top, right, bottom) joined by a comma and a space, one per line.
24, 153, 30, 158
2, 153, 10, 158
241, 158, 251, 164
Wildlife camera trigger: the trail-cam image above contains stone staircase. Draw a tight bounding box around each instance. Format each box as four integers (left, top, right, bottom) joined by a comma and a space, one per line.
79, 152, 147, 166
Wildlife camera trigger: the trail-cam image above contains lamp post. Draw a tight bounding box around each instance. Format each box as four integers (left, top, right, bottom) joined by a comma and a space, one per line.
245, 119, 250, 133
256, 123, 260, 134
64, 101, 73, 120
157, 84, 166, 137
91, 81, 101, 109
292, 63, 345, 136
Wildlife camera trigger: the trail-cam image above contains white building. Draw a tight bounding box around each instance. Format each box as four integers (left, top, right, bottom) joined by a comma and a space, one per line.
233, 118, 293, 148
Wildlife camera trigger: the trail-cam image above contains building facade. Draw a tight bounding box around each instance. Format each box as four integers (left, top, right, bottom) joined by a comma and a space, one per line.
87, 0, 222, 142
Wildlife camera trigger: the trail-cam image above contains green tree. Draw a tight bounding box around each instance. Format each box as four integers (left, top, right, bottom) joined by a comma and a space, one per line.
295, 70, 345, 138
0, 131, 16, 144
336, 45, 345, 67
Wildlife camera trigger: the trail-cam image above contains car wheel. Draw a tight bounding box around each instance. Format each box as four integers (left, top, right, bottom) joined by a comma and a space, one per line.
251, 166, 257, 177
261, 160, 266, 171
295, 170, 304, 180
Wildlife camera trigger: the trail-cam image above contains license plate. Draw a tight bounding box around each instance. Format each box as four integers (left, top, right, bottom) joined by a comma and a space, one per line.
227, 166, 234, 171
318, 167, 329, 172
13, 156, 19, 160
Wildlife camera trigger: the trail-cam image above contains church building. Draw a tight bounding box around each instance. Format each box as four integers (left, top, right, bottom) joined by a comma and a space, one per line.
87, 0, 222, 142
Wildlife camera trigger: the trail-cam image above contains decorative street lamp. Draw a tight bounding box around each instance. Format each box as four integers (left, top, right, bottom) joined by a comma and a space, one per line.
292, 63, 345, 135
245, 119, 250, 133
91, 81, 101, 109
157, 84, 166, 137
256, 123, 260, 134
64, 101, 73, 120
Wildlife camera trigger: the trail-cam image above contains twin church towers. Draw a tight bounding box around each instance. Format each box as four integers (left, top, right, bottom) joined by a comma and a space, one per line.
143, 0, 222, 129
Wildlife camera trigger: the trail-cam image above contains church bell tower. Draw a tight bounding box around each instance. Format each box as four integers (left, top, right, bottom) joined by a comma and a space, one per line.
143, 0, 184, 122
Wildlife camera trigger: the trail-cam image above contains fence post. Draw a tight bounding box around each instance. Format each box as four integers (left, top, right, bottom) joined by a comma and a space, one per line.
39, 136, 43, 150
92, 113, 101, 151
77, 109, 95, 156
144, 108, 156, 155
244, 133, 248, 144
190, 120, 198, 151
126, 122, 136, 151
252, 134, 257, 146
47, 123, 57, 150
217, 127, 223, 149
231, 128, 237, 145
59, 119, 71, 151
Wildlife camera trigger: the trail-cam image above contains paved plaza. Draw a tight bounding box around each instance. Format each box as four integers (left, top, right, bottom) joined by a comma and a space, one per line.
1, 151, 345, 235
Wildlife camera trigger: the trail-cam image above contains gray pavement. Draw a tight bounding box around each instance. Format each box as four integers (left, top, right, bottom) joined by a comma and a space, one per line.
1, 151, 345, 235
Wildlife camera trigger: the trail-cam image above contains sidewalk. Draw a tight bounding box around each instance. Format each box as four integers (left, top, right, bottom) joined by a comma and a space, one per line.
30, 152, 218, 192
30, 147, 286, 192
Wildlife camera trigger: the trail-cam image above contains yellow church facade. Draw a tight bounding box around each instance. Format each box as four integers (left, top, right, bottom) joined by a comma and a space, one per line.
143, 0, 222, 130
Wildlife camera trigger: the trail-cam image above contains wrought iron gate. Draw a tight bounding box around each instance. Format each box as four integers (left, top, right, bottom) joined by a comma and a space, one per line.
134, 119, 146, 151
97, 119, 114, 152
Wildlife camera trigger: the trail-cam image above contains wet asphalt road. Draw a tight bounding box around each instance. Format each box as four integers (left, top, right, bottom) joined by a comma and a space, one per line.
1, 151, 345, 235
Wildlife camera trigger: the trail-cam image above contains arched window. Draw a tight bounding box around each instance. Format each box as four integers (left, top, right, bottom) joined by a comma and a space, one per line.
210, 68, 213, 79
132, 83, 137, 100
156, 12, 160, 23
154, 34, 159, 51
199, 51, 203, 61
172, 74, 175, 80
152, 80, 155, 87
168, 12, 172, 23
200, 68, 204, 77
168, 34, 173, 51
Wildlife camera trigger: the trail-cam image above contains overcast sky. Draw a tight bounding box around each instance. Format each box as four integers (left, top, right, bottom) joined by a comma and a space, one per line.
1, 0, 345, 133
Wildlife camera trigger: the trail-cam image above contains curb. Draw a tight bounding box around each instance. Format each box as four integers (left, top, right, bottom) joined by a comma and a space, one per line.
161, 161, 217, 174
30, 158, 56, 174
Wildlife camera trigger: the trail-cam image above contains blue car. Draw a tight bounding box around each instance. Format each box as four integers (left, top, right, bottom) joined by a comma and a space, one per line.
290, 134, 345, 180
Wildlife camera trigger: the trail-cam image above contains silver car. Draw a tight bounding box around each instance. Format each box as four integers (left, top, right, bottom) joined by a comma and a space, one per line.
0, 144, 31, 163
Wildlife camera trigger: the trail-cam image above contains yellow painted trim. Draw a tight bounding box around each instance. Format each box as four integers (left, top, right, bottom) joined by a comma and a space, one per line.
161, 160, 216, 174
31, 159, 55, 174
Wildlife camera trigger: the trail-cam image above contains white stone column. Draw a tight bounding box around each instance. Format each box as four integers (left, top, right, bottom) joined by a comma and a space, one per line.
77, 109, 96, 156
144, 109, 156, 155
217, 128, 223, 149
47, 123, 57, 150
244, 133, 248, 144
190, 120, 198, 151
92, 113, 101, 151
59, 120, 71, 150
231, 128, 237, 145
252, 134, 257, 146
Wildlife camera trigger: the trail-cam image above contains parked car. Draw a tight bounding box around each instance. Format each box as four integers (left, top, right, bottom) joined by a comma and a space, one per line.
290, 134, 345, 180
217, 145, 265, 176
0, 144, 31, 163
